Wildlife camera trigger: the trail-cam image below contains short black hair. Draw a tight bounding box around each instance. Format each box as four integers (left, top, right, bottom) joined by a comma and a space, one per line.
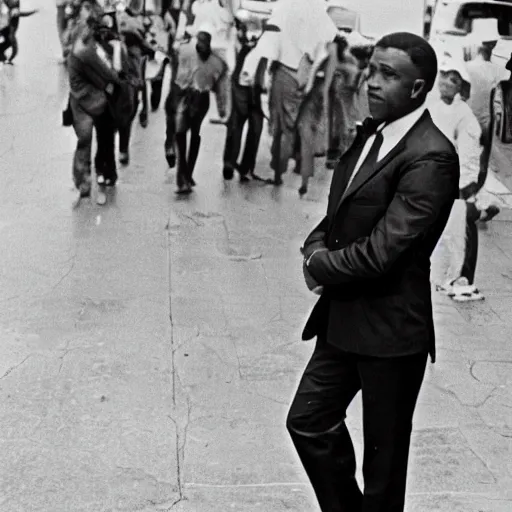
376, 32, 438, 92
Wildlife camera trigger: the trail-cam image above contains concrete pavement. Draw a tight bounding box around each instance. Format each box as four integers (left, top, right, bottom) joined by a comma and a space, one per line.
1, 3, 512, 510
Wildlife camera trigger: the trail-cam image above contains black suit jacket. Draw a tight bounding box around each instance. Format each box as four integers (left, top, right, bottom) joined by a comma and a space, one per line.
304, 110, 460, 363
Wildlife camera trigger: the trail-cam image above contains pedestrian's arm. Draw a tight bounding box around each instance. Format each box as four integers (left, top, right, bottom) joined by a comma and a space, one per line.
307, 153, 460, 285
456, 111, 483, 198
303, 41, 332, 94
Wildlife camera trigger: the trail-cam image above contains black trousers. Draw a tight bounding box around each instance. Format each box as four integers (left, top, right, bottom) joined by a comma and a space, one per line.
0, 26, 11, 60
222, 82, 263, 175
460, 201, 480, 285
165, 83, 210, 187
287, 339, 427, 512
95, 108, 117, 183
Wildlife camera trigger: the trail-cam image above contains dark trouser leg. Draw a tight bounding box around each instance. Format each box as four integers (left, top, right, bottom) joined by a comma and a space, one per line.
460, 202, 480, 285
297, 118, 316, 193
360, 353, 427, 512
287, 341, 363, 512
118, 124, 132, 156
139, 74, 149, 128
187, 93, 209, 183
164, 84, 180, 167
175, 132, 188, 189
94, 108, 117, 184
478, 124, 492, 190
239, 107, 263, 175
119, 89, 139, 156
70, 97, 94, 192
288, 340, 427, 512
151, 66, 166, 111
0, 27, 10, 59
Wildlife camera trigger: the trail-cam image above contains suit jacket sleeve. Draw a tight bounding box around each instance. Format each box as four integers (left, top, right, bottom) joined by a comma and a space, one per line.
302, 216, 329, 259
307, 151, 460, 285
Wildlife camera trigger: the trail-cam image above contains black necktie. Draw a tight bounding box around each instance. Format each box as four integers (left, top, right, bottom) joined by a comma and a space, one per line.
344, 127, 384, 194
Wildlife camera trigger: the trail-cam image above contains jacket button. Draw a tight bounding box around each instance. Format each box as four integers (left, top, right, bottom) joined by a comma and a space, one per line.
335, 239, 339, 244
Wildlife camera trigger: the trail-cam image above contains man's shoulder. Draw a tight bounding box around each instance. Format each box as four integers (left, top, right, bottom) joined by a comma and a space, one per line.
407, 111, 458, 160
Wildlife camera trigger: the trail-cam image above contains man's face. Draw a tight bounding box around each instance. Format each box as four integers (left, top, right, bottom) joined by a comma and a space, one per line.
438, 70, 462, 103
366, 46, 425, 123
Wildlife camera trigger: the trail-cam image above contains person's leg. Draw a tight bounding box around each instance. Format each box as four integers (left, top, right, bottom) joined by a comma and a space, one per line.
164, 83, 179, 168
359, 353, 428, 512
287, 341, 363, 512
175, 131, 189, 192
296, 91, 320, 196
460, 201, 480, 286
436, 198, 468, 292
139, 61, 149, 128
223, 84, 248, 180
118, 88, 140, 165
271, 69, 303, 184
478, 123, 492, 189
94, 109, 117, 186
0, 27, 11, 59
187, 93, 210, 185
239, 106, 264, 178
70, 97, 94, 196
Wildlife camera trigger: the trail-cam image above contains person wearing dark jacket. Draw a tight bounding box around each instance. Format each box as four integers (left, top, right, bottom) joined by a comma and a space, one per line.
164, 26, 226, 194
287, 33, 460, 512
0, 0, 38, 63
67, 0, 121, 204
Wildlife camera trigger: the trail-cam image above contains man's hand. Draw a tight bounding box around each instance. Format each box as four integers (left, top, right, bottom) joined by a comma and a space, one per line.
105, 83, 115, 95
303, 260, 324, 295
303, 248, 329, 294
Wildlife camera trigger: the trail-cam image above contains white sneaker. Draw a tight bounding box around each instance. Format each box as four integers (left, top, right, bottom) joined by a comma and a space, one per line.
451, 286, 485, 302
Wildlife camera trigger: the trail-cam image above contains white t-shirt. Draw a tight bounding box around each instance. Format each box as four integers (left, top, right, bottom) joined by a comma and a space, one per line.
466, 57, 501, 130
428, 94, 482, 189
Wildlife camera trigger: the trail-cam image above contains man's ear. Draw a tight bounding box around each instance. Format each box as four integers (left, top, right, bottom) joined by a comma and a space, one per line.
411, 78, 426, 99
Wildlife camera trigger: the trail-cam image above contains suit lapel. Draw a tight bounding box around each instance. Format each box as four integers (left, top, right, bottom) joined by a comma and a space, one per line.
338, 138, 406, 206
328, 133, 366, 220
336, 110, 430, 210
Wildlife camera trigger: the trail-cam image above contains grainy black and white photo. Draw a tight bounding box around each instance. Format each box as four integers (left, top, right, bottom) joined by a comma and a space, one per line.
1, 0, 512, 510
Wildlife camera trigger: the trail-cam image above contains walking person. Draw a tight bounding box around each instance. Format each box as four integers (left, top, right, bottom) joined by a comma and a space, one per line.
264, 0, 338, 186
294, 33, 371, 196
221, 12, 264, 181
67, 0, 121, 205
176, 0, 234, 123
287, 33, 460, 512
429, 58, 500, 301
0, 0, 37, 63
164, 25, 226, 194
466, 39, 501, 186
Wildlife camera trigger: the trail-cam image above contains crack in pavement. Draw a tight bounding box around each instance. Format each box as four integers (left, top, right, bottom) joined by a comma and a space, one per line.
49, 250, 78, 293
430, 381, 498, 409
458, 427, 498, 484
0, 355, 31, 380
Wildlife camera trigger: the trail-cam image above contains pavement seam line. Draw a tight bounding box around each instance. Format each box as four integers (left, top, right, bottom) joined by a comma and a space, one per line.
166, 218, 184, 505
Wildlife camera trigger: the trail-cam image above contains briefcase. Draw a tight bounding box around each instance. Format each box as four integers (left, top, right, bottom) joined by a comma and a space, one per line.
62, 98, 73, 127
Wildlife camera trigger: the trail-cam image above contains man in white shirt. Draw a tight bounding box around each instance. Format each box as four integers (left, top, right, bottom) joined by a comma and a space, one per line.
466, 40, 501, 180
288, 32, 460, 512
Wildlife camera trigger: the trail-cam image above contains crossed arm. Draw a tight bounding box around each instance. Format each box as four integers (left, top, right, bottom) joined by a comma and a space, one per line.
303, 152, 460, 287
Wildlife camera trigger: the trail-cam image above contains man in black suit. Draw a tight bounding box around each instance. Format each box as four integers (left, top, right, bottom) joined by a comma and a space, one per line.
287, 32, 460, 512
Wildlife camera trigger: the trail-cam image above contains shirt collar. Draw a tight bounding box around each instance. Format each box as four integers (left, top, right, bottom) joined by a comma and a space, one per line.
379, 103, 427, 138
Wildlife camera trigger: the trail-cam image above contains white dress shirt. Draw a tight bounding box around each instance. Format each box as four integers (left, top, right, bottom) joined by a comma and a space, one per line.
346, 104, 427, 191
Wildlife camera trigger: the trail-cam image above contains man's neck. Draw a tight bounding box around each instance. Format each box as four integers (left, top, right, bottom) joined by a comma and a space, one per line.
379, 102, 425, 126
